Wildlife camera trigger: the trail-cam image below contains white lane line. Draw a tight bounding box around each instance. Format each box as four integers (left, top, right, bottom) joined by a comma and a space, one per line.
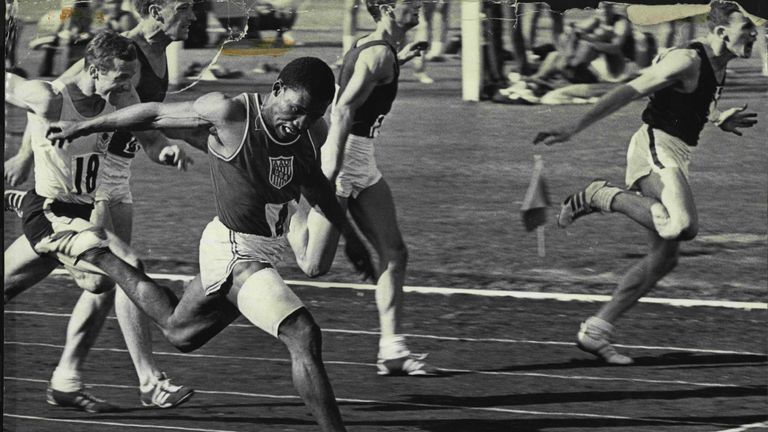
46, 269, 768, 310
2, 377, 737, 428
2, 413, 240, 432
4, 342, 758, 389
716, 422, 768, 431
6, 310, 767, 357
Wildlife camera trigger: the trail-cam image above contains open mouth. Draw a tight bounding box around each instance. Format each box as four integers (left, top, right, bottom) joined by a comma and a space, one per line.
281, 125, 297, 136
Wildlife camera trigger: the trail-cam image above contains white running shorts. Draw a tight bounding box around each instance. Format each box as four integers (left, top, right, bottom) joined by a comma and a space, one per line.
325, 134, 383, 199
199, 217, 288, 294
198, 217, 304, 337
626, 124, 693, 190
95, 153, 133, 204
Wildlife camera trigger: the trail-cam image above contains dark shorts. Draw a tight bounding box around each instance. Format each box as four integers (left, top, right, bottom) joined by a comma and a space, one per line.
20, 189, 94, 251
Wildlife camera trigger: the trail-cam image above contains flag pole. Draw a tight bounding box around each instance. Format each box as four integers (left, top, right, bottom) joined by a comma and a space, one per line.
520, 154, 550, 257
534, 154, 545, 257
537, 225, 545, 257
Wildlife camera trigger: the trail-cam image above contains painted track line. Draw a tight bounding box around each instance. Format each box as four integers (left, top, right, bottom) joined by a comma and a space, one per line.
716, 422, 768, 432
2, 414, 239, 432
6, 310, 767, 357
46, 269, 768, 310
3, 377, 739, 428
5, 341, 761, 389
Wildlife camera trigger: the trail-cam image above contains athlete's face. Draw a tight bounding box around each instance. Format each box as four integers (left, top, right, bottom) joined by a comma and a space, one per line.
266, 82, 330, 141
92, 58, 137, 99
719, 12, 757, 58
152, 0, 196, 41
386, 0, 421, 31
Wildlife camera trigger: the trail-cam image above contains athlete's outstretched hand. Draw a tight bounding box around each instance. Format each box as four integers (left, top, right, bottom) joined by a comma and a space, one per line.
46, 121, 86, 147
4, 155, 33, 186
343, 232, 376, 282
533, 124, 578, 146
398, 41, 429, 65
716, 104, 758, 137
159, 144, 194, 171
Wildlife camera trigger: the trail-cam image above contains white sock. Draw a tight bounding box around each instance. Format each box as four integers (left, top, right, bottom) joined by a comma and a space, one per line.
140, 373, 167, 393
50, 367, 83, 392
378, 335, 411, 360
140, 383, 154, 393
584, 316, 615, 335
593, 186, 622, 213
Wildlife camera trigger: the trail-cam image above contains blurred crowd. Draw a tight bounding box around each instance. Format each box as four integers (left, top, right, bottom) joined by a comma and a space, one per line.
5, 0, 766, 96
482, 2, 692, 105
4, 0, 302, 77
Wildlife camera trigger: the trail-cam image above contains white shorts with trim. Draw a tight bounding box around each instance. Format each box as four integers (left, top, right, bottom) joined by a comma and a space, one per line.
198, 217, 303, 337
94, 180, 133, 204
626, 124, 693, 189
95, 155, 133, 204
324, 134, 382, 199
199, 217, 289, 295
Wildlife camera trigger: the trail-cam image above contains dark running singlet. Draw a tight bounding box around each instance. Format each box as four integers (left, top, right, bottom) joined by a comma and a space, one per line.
208, 93, 320, 237
107, 41, 169, 158
337, 39, 399, 138
641, 42, 725, 147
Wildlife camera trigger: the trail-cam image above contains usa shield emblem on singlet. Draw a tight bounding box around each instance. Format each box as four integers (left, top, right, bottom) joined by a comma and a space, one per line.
269, 156, 294, 189
96, 132, 111, 152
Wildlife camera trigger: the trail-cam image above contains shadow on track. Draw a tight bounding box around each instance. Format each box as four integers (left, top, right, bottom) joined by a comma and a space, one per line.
486, 353, 767, 372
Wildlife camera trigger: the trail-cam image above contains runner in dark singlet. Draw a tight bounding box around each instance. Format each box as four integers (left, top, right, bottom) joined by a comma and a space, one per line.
287, 0, 442, 377
534, 1, 758, 365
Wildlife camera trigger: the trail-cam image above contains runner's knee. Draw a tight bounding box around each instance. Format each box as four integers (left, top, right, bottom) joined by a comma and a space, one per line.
162, 309, 224, 353
164, 327, 204, 353
301, 260, 331, 279
650, 204, 697, 241
71, 271, 115, 294
279, 309, 322, 356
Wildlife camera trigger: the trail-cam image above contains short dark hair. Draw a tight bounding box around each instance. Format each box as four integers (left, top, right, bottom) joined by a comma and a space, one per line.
84, 30, 137, 72
133, 0, 168, 18
366, 0, 396, 22
707, 0, 743, 30
277, 57, 335, 103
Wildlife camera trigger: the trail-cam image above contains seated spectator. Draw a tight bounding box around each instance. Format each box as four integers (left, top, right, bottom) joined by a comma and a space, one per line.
29, 0, 94, 76
213, 0, 300, 47
531, 2, 638, 84
96, 0, 138, 33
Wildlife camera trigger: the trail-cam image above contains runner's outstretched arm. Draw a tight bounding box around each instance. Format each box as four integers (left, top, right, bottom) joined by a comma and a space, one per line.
46, 92, 230, 148
533, 49, 699, 146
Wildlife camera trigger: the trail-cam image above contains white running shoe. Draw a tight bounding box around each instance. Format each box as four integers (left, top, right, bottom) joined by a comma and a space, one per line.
140, 373, 194, 408
377, 353, 443, 376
